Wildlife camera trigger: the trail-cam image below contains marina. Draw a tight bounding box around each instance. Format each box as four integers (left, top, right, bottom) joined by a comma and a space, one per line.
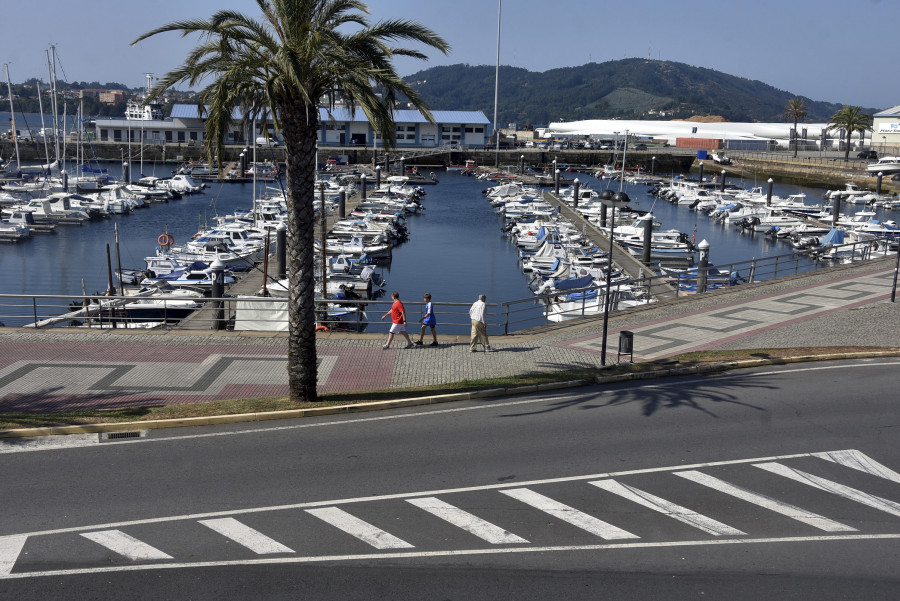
1, 153, 898, 331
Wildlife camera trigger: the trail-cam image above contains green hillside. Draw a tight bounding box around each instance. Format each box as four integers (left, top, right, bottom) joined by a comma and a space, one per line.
404, 59, 876, 127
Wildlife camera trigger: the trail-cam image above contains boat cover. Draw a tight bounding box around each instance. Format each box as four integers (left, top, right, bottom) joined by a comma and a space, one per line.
819, 229, 845, 246
554, 275, 594, 291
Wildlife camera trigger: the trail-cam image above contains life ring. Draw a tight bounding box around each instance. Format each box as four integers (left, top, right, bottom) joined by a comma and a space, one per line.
158, 233, 174, 247
315, 325, 330, 333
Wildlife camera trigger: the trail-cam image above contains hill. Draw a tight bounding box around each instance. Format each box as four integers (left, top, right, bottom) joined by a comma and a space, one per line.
404, 59, 877, 127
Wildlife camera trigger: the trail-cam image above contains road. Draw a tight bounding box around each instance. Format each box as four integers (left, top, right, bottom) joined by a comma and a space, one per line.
2, 359, 899, 599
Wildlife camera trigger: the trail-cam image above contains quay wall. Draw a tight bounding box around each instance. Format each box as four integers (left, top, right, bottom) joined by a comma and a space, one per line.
717, 153, 899, 194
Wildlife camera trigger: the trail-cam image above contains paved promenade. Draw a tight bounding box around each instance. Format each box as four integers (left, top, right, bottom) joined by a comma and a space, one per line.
0, 259, 897, 414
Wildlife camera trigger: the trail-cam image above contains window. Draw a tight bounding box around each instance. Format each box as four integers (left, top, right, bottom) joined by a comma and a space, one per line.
452, 127, 461, 133
100, 129, 109, 141
165, 131, 172, 142
465, 127, 473, 133
113, 129, 121, 141
475, 127, 484, 133
177, 131, 185, 142
189, 131, 197, 141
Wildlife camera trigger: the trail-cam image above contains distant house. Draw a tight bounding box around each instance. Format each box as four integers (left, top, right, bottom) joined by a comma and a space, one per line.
92, 104, 491, 148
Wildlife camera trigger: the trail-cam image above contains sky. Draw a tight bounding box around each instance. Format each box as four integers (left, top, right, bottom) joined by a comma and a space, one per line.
3, 0, 894, 111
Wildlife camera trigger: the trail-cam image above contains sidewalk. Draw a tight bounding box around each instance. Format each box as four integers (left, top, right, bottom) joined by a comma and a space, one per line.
0, 259, 897, 414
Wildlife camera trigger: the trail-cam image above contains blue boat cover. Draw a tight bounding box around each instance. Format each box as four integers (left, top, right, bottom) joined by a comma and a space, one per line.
820, 229, 845, 245
554, 275, 594, 291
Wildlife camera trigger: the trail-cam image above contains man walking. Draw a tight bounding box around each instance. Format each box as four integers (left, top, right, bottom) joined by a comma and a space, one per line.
469, 294, 492, 352
381, 291, 414, 349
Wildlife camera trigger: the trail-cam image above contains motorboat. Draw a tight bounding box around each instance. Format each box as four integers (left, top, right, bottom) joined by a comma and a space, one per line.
866, 156, 900, 175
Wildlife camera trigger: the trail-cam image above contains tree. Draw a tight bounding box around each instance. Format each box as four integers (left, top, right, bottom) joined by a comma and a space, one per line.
133, 0, 449, 403
783, 98, 807, 158
827, 105, 872, 159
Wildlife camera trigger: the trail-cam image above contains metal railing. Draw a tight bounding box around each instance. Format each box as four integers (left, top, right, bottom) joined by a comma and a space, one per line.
1, 242, 895, 333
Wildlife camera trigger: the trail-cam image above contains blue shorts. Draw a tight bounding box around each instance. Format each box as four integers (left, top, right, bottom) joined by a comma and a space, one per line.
424, 315, 436, 326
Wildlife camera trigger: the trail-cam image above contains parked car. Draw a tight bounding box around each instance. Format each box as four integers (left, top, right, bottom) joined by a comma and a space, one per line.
711, 152, 732, 165
632, 143, 648, 151
256, 136, 281, 147
857, 150, 878, 160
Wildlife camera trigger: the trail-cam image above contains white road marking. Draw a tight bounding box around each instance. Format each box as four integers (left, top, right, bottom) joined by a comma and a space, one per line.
305, 507, 414, 550
500, 488, 638, 540
755, 463, 900, 518
589, 479, 745, 536
80, 530, 173, 561
0, 536, 27, 577
812, 450, 900, 484
2, 533, 898, 580
0, 449, 866, 541
406, 497, 528, 544
198, 518, 294, 554
6, 361, 897, 455
675, 470, 856, 533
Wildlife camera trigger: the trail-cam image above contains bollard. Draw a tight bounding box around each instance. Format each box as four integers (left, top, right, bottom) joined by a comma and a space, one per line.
276, 222, 287, 280
400, 156, 405, 176
698, 161, 704, 183
651, 156, 656, 176
360, 174, 367, 200
239, 151, 245, 176
210, 259, 226, 330
375, 165, 381, 189
61, 170, 68, 192
697, 239, 710, 293
720, 170, 726, 192
554, 169, 560, 195
877, 172, 883, 196
520, 155, 525, 174
338, 190, 346, 219
573, 178, 580, 209
123, 161, 130, 184
642, 215, 652, 263
766, 178, 774, 207
832, 195, 841, 228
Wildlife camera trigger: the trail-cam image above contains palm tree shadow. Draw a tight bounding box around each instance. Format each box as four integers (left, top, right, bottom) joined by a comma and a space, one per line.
501, 371, 772, 418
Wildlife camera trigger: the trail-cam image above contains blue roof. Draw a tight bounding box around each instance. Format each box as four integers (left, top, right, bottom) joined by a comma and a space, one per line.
170, 104, 490, 125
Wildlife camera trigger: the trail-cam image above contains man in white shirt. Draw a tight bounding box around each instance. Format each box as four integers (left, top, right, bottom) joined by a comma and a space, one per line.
469, 295, 492, 352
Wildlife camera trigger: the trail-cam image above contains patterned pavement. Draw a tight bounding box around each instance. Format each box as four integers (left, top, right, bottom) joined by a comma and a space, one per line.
0, 261, 897, 413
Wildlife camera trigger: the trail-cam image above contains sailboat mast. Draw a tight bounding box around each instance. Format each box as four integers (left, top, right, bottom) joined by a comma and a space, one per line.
3, 64, 20, 170
49, 45, 61, 168
37, 81, 51, 168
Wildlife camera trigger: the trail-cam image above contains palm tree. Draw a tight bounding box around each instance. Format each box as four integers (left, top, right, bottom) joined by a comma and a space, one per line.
783, 98, 807, 158
827, 105, 872, 160
133, 0, 449, 403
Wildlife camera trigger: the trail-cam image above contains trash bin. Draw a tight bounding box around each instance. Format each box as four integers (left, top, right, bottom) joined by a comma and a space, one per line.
618, 331, 634, 362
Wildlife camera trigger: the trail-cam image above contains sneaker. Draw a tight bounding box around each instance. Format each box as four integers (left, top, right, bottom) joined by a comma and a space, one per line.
429, 341, 439, 347
405, 343, 415, 349
382, 344, 389, 350
414, 340, 424, 345
470, 348, 477, 353
486, 346, 494, 352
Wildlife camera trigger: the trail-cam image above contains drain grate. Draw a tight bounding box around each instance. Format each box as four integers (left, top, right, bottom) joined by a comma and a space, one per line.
100, 431, 146, 441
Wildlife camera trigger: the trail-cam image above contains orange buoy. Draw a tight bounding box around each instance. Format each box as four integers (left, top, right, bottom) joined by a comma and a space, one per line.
315, 325, 330, 333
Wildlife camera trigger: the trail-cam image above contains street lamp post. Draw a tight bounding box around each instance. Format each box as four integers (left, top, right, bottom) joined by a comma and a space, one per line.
600, 191, 631, 366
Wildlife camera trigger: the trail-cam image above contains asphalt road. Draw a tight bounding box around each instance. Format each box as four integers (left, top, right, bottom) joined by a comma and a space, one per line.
2, 359, 899, 599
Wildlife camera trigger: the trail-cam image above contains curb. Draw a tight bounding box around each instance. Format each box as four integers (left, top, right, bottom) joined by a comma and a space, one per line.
1, 351, 898, 439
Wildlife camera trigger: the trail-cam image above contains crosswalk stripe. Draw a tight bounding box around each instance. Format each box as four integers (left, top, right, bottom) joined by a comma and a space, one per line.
755, 462, 900, 518
80, 530, 173, 561
675, 471, 856, 533
500, 488, 639, 540
590, 480, 746, 536
0, 536, 27, 577
406, 497, 529, 544
812, 450, 900, 484
305, 507, 414, 550
198, 518, 294, 554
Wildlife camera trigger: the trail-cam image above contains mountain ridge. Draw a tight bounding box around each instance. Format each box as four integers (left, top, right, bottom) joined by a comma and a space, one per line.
404, 59, 880, 127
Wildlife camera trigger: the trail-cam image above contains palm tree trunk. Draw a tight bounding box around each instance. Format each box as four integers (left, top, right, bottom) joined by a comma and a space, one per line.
281, 103, 319, 403
793, 117, 798, 158
845, 130, 851, 160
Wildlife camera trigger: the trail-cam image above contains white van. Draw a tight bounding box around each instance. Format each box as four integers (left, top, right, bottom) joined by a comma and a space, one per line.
255, 136, 281, 147
524, 141, 535, 148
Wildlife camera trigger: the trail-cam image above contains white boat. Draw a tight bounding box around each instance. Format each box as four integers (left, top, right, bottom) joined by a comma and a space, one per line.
866, 156, 900, 175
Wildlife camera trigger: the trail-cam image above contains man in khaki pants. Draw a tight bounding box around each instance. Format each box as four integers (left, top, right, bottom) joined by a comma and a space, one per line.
469, 294, 492, 352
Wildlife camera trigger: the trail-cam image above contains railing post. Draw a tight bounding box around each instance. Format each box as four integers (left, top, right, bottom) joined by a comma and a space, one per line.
505, 303, 510, 335
773, 255, 779, 279
33, 298, 38, 328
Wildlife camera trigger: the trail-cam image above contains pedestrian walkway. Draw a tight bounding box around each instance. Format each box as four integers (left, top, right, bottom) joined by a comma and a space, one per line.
0, 259, 896, 414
